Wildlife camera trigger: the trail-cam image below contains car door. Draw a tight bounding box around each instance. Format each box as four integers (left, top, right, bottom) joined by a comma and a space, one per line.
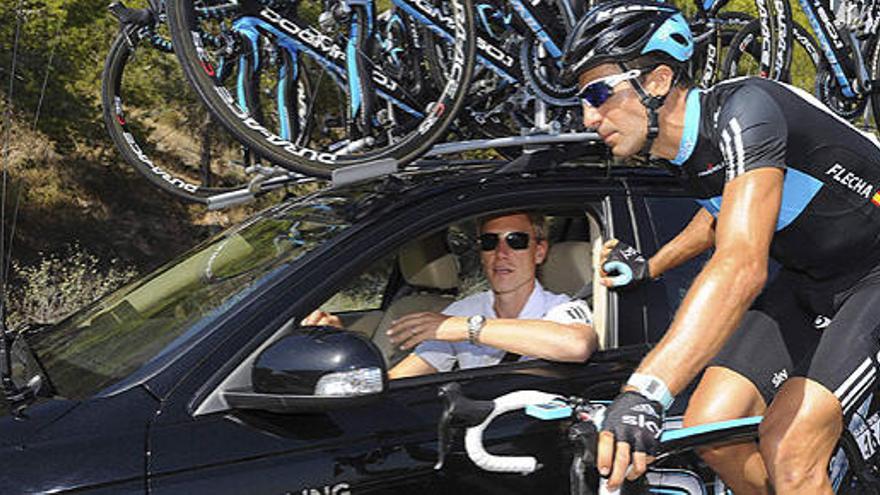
145, 176, 643, 494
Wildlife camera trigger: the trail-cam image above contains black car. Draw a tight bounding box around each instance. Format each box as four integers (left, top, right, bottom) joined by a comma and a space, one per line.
0, 161, 707, 494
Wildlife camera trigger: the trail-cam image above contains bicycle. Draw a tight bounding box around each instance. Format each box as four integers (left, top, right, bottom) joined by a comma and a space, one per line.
102, 0, 316, 207
436, 382, 880, 494
757, 0, 880, 129
164, 0, 476, 178
721, 15, 822, 93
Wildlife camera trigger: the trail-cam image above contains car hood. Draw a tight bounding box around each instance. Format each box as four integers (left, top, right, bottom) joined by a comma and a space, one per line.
0, 398, 78, 447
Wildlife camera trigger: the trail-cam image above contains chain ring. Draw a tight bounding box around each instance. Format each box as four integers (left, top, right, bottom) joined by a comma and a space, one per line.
816, 64, 868, 120
519, 38, 578, 107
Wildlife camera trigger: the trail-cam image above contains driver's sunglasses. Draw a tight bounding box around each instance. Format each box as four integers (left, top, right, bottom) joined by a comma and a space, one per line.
479, 232, 532, 251
577, 69, 642, 108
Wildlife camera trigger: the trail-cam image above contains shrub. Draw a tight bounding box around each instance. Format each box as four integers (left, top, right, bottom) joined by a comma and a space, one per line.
4, 243, 138, 327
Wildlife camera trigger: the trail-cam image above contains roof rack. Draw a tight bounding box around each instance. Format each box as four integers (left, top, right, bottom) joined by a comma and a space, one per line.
203, 132, 607, 209
327, 132, 604, 187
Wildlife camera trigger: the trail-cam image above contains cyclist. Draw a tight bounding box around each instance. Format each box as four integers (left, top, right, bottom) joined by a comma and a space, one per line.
559, 1, 880, 493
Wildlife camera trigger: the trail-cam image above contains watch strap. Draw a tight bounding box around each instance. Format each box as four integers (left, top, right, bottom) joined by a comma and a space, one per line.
627, 373, 674, 410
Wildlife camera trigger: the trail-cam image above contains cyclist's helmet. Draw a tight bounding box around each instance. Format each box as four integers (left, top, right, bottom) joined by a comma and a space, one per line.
560, 0, 694, 85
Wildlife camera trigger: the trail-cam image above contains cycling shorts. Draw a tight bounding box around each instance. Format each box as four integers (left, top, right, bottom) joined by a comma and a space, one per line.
709, 263, 880, 415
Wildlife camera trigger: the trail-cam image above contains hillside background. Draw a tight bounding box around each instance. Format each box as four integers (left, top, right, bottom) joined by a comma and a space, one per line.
0, 0, 812, 325
0, 0, 271, 325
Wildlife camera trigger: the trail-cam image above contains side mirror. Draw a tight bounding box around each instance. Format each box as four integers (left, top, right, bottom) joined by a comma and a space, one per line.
224, 326, 387, 413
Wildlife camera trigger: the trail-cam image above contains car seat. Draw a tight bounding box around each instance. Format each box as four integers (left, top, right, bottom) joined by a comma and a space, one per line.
373, 234, 460, 367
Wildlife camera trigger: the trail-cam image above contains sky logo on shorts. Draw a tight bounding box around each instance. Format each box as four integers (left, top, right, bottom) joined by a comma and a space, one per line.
772, 368, 789, 389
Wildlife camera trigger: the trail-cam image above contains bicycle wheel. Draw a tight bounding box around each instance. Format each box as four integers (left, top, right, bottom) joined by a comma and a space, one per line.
102, 27, 253, 203
691, 11, 753, 88
721, 17, 819, 92
867, 36, 880, 134
165, 0, 476, 178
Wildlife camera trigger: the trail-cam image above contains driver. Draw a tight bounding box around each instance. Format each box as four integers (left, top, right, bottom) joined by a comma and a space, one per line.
560, 1, 880, 493
303, 212, 597, 379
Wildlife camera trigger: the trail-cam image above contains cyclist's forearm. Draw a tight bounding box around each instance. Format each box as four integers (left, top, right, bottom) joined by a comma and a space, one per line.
648, 208, 716, 278
635, 249, 767, 394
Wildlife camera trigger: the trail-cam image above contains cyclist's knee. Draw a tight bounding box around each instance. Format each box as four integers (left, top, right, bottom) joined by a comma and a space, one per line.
683, 367, 765, 429
758, 435, 829, 491
758, 378, 842, 490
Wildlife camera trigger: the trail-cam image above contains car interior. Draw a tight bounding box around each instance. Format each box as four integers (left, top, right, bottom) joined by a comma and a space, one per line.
322, 208, 609, 363
193, 208, 608, 416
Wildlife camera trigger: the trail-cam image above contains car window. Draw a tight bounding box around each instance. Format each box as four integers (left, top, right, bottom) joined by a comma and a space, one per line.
23, 196, 357, 401
644, 197, 708, 312
320, 256, 395, 313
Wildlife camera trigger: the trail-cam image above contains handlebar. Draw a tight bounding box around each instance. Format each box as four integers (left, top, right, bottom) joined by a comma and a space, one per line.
437, 383, 765, 495
463, 390, 566, 474
437, 384, 623, 493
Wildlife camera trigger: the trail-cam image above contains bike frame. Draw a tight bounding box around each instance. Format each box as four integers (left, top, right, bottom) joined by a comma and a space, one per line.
796, 0, 872, 97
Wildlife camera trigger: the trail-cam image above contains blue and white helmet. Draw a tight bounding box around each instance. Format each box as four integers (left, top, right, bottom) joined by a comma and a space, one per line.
560, 0, 694, 84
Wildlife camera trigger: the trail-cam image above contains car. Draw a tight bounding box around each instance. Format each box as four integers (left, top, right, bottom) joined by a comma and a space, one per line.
0, 156, 709, 494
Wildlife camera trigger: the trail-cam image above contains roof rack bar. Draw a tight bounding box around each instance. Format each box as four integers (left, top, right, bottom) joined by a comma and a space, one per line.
331, 158, 399, 187
205, 174, 315, 210
424, 132, 601, 156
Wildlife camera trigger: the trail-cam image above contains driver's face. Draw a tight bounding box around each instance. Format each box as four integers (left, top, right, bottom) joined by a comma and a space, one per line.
479, 214, 547, 296
579, 64, 649, 158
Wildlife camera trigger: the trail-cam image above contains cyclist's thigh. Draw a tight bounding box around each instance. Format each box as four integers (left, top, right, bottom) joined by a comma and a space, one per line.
801, 276, 880, 417
703, 270, 819, 409
684, 366, 767, 426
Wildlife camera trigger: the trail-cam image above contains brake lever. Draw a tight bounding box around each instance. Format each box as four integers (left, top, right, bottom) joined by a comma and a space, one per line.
568, 421, 598, 495
435, 383, 460, 470
435, 382, 495, 470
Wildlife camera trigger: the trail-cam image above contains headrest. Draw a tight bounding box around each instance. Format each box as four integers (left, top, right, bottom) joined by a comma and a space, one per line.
399, 234, 460, 290
540, 241, 592, 295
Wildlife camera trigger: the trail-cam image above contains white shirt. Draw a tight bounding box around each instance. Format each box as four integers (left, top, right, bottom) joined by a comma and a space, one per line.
415, 281, 592, 372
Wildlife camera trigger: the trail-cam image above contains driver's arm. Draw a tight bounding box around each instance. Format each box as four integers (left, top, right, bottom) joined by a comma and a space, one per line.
632, 167, 782, 394
388, 354, 438, 379
646, 207, 716, 278
457, 318, 597, 363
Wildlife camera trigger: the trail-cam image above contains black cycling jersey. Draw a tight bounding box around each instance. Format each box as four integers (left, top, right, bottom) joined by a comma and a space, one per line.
668, 77, 880, 287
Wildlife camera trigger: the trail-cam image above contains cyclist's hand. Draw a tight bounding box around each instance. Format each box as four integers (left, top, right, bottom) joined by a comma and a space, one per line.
301, 310, 343, 328
597, 391, 662, 490
600, 240, 650, 288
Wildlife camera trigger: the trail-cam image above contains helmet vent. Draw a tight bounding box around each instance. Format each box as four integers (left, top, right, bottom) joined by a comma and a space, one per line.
671, 33, 688, 46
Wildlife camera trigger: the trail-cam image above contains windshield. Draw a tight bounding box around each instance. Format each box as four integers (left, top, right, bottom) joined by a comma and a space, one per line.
23, 196, 355, 401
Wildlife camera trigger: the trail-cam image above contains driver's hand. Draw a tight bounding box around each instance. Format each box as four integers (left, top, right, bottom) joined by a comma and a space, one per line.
301, 310, 343, 328
387, 312, 451, 350
597, 391, 662, 489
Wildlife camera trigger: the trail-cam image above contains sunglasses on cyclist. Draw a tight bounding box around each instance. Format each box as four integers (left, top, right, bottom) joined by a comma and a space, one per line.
577, 69, 643, 108
478, 232, 532, 251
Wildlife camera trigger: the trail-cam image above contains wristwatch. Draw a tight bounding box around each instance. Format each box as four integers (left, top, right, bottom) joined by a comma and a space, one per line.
467, 315, 487, 344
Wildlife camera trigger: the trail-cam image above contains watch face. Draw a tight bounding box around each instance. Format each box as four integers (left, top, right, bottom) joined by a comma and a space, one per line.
469, 315, 485, 326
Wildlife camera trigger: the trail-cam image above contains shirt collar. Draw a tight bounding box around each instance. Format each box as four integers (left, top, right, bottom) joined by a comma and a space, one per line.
670, 88, 702, 166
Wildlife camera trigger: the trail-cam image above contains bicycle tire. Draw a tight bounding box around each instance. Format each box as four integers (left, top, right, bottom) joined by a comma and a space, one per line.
691, 11, 754, 88
721, 17, 819, 91
101, 29, 252, 203
867, 35, 880, 134
165, 0, 476, 179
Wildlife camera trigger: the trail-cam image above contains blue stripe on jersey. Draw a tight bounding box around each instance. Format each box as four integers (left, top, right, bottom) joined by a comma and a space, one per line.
694, 168, 823, 231
671, 89, 702, 166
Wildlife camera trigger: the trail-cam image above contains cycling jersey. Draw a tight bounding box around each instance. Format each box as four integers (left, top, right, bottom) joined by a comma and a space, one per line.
669, 77, 880, 287
668, 76, 880, 413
